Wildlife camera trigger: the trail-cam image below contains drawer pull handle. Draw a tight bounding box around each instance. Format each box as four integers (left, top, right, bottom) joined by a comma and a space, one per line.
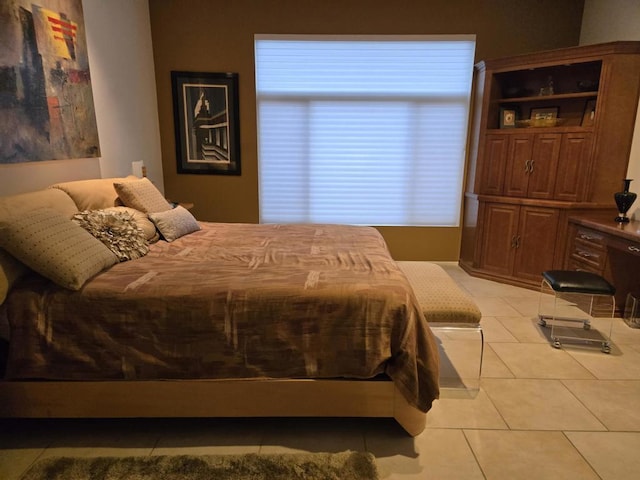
579, 234, 596, 241
577, 250, 594, 258
629, 246, 640, 253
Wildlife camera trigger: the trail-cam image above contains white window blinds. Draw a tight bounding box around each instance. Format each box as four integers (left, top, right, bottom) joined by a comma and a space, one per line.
255, 35, 476, 226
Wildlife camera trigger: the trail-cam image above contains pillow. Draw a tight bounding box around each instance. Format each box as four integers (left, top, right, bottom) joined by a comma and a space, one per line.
50, 176, 138, 211
73, 210, 149, 262
0, 188, 78, 219
113, 177, 172, 214
0, 208, 118, 290
148, 206, 201, 242
101, 206, 159, 243
0, 248, 30, 304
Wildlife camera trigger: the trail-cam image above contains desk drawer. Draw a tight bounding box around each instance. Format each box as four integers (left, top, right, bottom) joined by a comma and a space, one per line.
608, 236, 640, 258
570, 227, 606, 270
570, 246, 605, 269
567, 258, 604, 275
574, 228, 606, 250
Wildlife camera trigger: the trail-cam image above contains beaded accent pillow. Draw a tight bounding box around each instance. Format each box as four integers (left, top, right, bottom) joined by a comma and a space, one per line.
113, 178, 172, 214
0, 208, 117, 290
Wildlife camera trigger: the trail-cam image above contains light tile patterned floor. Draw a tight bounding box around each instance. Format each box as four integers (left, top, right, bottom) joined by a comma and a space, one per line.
1, 262, 639, 479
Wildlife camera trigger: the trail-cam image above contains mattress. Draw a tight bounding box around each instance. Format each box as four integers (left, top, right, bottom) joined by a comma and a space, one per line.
4, 222, 440, 412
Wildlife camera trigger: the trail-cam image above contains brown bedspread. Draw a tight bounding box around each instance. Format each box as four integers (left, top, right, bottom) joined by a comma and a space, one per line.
4, 223, 440, 412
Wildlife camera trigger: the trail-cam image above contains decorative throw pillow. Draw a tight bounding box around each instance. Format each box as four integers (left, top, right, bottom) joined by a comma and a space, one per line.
101, 206, 159, 243
113, 178, 172, 214
148, 205, 201, 242
50, 176, 138, 211
0, 208, 118, 290
73, 210, 150, 262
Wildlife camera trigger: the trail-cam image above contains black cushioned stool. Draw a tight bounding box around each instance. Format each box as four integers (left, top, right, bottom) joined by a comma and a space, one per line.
538, 270, 615, 354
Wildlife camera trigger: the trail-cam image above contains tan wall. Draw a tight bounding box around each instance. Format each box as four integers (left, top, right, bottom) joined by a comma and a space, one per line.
149, 0, 584, 260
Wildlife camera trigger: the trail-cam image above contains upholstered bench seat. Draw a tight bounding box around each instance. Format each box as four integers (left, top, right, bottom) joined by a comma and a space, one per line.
397, 261, 481, 325
398, 261, 483, 390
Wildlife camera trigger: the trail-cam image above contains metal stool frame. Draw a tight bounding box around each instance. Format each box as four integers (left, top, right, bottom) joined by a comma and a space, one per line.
537, 276, 615, 354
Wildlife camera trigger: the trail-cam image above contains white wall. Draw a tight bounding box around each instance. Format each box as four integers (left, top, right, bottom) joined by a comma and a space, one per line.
580, 0, 640, 219
0, 0, 163, 196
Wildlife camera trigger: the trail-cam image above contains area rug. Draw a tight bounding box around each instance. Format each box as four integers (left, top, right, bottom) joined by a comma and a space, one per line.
19, 451, 379, 480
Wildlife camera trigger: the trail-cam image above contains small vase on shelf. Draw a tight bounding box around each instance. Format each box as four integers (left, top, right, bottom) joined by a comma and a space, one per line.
614, 179, 637, 223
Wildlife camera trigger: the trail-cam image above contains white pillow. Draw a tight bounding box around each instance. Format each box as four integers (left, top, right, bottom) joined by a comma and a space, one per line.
148, 206, 201, 242
0, 208, 117, 290
113, 177, 172, 214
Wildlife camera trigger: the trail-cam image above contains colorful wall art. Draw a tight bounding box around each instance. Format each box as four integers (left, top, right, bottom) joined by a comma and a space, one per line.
0, 0, 100, 163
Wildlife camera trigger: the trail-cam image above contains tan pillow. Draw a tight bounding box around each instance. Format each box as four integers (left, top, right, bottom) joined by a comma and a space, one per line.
0, 208, 118, 290
0, 188, 78, 219
51, 176, 138, 211
148, 206, 201, 242
72, 210, 150, 262
113, 178, 172, 214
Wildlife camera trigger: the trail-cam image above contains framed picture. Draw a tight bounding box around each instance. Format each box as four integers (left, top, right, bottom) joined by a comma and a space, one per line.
582, 99, 597, 127
530, 107, 558, 120
500, 107, 517, 128
171, 71, 241, 175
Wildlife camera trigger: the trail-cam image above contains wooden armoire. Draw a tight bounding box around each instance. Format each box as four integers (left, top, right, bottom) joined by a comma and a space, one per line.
460, 41, 640, 289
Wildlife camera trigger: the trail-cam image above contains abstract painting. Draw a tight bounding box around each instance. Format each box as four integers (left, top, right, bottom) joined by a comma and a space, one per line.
0, 0, 100, 163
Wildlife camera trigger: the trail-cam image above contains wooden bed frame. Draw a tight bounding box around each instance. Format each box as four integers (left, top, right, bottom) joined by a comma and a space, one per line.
0, 378, 427, 436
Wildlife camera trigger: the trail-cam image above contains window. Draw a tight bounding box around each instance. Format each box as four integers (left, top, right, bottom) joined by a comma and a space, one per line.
255, 35, 476, 226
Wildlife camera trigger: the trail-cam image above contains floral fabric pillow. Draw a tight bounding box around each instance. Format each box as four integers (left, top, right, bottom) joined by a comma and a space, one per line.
73, 210, 149, 262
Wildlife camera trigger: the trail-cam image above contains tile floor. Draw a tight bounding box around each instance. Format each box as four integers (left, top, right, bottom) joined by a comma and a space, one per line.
1, 262, 640, 479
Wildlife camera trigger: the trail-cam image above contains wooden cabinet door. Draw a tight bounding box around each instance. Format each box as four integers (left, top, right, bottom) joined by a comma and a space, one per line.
479, 203, 519, 276
554, 133, 593, 202
527, 133, 561, 199
478, 135, 508, 195
504, 135, 533, 197
512, 206, 560, 282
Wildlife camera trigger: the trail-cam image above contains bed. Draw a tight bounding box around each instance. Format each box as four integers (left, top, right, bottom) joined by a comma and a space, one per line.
0, 177, 441, 436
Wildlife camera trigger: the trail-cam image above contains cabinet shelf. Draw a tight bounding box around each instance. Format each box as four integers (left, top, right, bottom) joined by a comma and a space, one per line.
486, 126, 594, 134
496, 91, 598, 104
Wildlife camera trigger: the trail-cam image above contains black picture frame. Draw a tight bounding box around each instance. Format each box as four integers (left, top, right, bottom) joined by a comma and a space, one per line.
171, 71, 241, 175
500, 107, 517, 128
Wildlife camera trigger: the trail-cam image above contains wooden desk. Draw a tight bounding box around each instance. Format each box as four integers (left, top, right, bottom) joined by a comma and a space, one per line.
567, 215, 640, 314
